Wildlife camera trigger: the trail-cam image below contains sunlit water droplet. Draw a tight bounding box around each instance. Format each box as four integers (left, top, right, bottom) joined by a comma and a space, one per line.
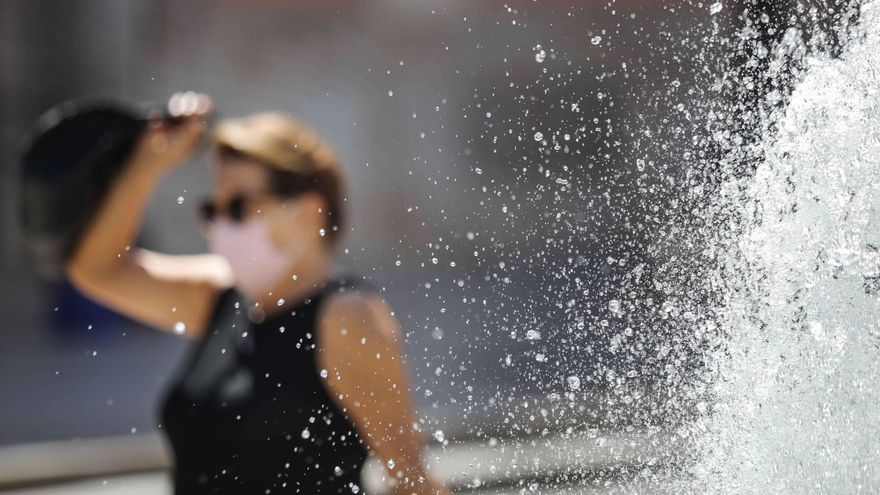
534, 49, 546, 63
608, 299, 622, 317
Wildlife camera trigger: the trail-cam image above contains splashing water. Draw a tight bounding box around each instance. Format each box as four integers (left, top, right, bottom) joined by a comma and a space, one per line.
690, 2, 880, 492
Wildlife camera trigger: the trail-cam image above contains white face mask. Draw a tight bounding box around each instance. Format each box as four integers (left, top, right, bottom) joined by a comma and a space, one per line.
207, 212, 304, 300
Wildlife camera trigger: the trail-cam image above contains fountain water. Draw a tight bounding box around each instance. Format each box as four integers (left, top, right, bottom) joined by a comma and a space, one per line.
685, 1, 880, 492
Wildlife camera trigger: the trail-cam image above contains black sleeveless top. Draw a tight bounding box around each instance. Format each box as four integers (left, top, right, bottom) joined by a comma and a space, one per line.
160, 278, 370, 494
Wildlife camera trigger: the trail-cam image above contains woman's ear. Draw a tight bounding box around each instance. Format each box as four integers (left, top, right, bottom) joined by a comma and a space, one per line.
298, 192, 329, 235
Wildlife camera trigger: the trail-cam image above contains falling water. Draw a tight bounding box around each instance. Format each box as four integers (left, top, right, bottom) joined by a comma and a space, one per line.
687, 1, 880, 492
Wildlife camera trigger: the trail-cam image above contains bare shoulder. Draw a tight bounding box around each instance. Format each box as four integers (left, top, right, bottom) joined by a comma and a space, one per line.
317, 289, 401, 351
316, 288, 408, 402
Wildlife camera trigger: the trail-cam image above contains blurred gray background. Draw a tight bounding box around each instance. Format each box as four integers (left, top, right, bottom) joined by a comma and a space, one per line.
0, 0, 734, 446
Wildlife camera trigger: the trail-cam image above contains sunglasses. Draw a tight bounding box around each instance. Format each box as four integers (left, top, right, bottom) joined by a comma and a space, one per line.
198, 194, 279, 224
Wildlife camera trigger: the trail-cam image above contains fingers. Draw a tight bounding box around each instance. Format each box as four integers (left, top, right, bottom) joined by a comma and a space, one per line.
164, 91, 211, 147
128, 91, 212, 171
147, 126, 170, 153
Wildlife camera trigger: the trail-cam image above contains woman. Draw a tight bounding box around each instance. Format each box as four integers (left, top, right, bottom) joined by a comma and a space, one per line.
67, 92, 448, 495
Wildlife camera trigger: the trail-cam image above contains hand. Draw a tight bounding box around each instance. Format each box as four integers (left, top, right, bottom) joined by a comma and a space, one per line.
130, 91, 212, 175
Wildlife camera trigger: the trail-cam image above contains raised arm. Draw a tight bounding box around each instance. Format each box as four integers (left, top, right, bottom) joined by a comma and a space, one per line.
66, 92, 232, 337
317, 293, 450, 495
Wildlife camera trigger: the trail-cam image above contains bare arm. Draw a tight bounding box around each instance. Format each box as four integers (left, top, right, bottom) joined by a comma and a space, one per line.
317, 293, 449, 495
67, 93, 232, 337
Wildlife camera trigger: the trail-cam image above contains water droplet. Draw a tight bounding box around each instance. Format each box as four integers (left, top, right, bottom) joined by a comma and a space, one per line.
534, 131, 544, 141
534, 49, 546, 63
176, 196, 185, 205
608, 299, 623, 316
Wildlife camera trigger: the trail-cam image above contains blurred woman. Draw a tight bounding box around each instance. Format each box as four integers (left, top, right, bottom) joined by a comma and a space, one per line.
67, 92, 448, 495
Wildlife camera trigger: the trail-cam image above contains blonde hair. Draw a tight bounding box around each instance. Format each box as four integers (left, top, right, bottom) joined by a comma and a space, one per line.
213, 112, 345, 245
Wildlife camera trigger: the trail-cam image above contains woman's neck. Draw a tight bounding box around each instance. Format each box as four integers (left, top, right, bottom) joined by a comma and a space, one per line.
250, 245, 332, 321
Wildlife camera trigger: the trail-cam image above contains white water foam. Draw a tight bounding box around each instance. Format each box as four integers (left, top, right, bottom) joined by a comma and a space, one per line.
691, 2, 880, 493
